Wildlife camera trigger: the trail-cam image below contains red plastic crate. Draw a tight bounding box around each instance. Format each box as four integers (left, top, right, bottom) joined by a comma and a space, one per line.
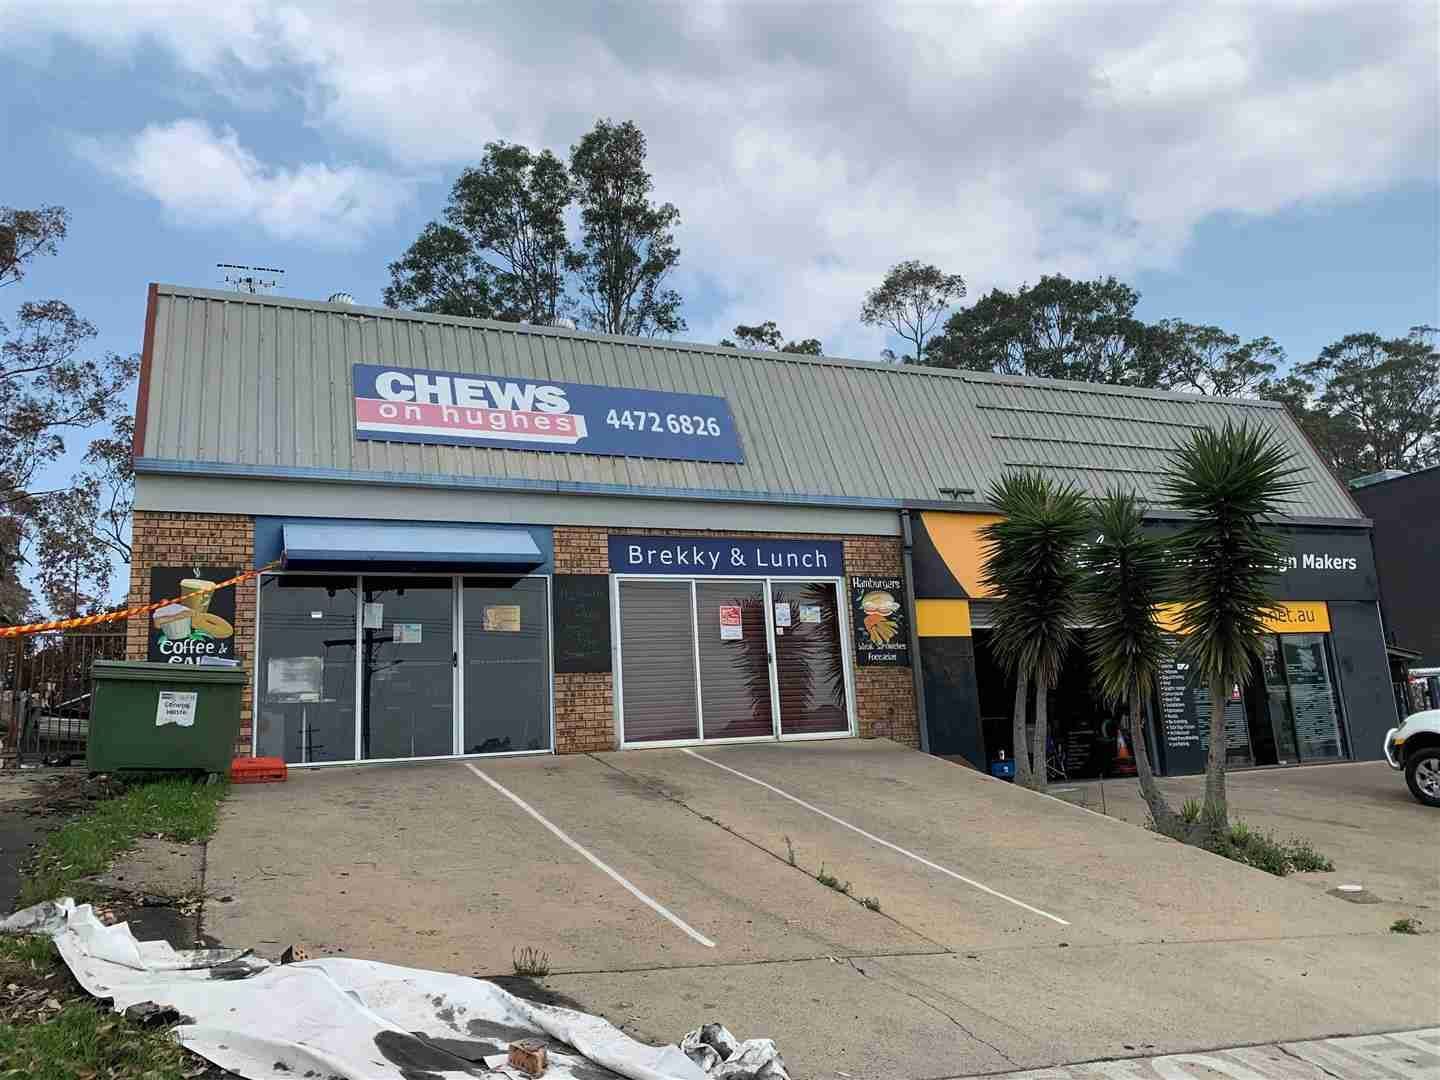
230, 756, 287, 783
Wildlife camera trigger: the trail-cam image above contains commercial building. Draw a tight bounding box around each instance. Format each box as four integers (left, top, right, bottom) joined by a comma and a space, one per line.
126, 284, 1397, 773
1351, 465, 1440, 714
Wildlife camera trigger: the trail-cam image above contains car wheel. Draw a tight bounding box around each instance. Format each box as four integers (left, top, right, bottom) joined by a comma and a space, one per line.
1404, 749, 1440, 807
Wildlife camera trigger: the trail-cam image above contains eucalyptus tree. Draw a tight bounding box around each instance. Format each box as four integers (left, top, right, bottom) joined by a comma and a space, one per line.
980, 473, 1091, 790
1080, 490, 1176, 830
1160, 422, 1302, 825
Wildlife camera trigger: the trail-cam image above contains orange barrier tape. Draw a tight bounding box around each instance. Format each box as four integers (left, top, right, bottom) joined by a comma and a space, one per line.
0, 563, 278, 638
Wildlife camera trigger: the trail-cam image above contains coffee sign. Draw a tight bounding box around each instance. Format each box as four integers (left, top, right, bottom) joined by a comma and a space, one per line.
148, 567, 238, 665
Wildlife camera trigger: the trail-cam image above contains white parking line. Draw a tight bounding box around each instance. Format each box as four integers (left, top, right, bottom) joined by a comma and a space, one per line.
682, 749, 1070, 927
463, 763, 716, 948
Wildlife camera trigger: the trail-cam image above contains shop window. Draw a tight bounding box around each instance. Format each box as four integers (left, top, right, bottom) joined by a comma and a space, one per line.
1283, 633, 1346, 760
618, 580, 700, 742
694, 582, 773, 739
360, 577, 454, 760
462, 577, 551, 753
255, 576, 359, 764
771, 582, 848, 736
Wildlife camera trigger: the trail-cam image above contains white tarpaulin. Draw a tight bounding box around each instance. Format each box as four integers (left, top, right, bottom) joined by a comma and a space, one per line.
2, 899, 709, 1080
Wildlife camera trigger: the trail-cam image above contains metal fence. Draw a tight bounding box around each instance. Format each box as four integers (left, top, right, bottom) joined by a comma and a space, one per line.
1, 630, 127, 765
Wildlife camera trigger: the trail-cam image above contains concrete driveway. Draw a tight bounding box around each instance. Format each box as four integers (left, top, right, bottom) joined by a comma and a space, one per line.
205, 742, 1440, 1079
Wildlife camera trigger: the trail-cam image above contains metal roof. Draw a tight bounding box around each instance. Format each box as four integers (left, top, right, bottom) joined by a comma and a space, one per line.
135, 284, 1364, 521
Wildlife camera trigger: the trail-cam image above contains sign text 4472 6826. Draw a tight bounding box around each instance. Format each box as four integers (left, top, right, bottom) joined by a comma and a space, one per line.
352, 364, 743, 464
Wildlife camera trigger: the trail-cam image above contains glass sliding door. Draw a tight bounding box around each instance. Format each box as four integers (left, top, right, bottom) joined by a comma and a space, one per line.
255, 575, 359, 764
360, 577, 455, 760
771, 581, 850, 736
618, 580, 699, 743
694, 581, 773, 739
462, 577, 551, 753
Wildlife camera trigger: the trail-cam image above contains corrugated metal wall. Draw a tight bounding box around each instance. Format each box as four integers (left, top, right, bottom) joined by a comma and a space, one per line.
139, 285, 1361, 520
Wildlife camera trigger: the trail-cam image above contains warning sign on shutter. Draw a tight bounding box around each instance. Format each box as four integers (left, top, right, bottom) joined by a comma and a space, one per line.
156, 691, 198, 728
719, 604, 743, 641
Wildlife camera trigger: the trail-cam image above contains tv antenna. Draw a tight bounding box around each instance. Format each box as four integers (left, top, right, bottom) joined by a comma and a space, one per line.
217, 263, 285, 294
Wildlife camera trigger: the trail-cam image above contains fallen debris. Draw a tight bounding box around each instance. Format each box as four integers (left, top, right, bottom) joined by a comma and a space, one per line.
509, 1037, 549, 1076
3, 898, 744, 1080
279, 943, 308, 964
681, 1023, 790, 1080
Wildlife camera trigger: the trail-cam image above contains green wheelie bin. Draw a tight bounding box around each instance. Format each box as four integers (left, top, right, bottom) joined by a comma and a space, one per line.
87, 661, 246, 775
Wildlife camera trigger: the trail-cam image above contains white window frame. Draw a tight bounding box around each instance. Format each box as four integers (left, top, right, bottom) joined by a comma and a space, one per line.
252, 569, 554, 767
612, 572, 857, 750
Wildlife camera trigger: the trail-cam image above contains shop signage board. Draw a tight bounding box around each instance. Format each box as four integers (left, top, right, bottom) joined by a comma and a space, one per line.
608, 536, 844, 577
851, 576, 910, 666
148, 567, 238, 665
553, 576, 611, 673
353, 364, 743, 464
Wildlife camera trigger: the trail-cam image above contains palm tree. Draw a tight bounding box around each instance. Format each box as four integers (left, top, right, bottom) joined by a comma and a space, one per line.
1160, 421, 1302, 826
981, 473, 1091, 790
1080, 489, 1177, 831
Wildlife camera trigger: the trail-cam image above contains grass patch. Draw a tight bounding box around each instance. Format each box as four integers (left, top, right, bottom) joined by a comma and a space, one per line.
815, 864, 851, 895
512, 945, 551, 977
0, 1001, 196, 1080
19, 778, 228, 907
784, 835, 797, 867
0, 934, 63, 973
1390, 917, 1421, 935
0, 935, 202, 1080
1200, 821, 1335, 878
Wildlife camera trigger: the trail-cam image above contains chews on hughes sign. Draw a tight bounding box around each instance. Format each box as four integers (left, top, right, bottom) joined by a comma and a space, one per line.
353, 364, 743, 464
609, 536, 844, 576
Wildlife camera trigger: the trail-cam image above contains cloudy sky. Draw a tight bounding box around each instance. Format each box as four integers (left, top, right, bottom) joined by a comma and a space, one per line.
4, 0, 1437, 377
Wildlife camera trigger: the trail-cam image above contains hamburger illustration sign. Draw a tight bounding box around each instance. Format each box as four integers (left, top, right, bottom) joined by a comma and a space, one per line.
352, 364, 743, 464
851, 577, 910, 666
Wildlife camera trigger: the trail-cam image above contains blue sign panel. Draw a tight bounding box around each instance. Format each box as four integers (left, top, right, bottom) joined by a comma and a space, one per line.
353, 363, 743, 464
609, 535, 845, 577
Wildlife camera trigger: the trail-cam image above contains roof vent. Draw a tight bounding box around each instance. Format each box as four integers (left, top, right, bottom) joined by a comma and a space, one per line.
328, 291, 355, 305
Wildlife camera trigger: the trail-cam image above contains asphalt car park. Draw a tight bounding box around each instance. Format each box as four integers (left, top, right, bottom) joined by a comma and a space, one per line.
205, 741, 1440, 1078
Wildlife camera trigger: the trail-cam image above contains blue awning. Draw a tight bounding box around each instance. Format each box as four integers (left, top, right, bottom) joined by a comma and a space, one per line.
281, 522, 543, 571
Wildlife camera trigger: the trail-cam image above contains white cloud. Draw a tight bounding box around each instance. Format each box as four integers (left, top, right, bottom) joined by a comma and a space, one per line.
15, 0, 1438, 354
74, 119, 410, 246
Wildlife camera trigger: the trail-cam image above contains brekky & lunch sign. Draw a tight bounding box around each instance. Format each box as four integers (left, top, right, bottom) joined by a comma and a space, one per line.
352, 363, 744, 464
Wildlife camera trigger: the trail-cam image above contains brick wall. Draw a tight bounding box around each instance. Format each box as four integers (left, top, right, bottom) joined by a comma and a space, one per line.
127, 512, 257, 757
552, 525, 919, 751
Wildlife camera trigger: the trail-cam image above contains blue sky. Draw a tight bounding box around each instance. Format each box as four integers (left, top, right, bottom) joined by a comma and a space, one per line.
4, 2, 1438, 521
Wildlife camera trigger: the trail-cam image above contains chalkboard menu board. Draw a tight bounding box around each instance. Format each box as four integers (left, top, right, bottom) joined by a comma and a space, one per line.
554, 575, 612, 673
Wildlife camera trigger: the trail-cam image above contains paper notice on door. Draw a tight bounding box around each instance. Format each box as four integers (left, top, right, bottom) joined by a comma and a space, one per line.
799, 603, 823, 624
483, 605, 521, 632
362, 602, 383, 629
773, 602, 792, 628
393, 622, 422, 644
719, 604, 743, 641
155, 690, 198, 728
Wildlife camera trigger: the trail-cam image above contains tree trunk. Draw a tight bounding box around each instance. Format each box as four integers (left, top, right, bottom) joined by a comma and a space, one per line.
1130, 694, 1175, 832
1202, 677, 1229, 829
1031, 681, 1049, 791
1011, 670, 1031, 787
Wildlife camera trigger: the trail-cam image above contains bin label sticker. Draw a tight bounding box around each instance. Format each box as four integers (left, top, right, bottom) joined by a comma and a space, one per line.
156, 691, 198, 728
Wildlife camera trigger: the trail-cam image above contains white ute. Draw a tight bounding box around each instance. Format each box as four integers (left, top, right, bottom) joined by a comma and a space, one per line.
1385, 708, 1440, 807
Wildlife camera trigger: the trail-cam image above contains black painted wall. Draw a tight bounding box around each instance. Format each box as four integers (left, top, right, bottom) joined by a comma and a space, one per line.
1352, 468, 1440, 666
1328, 601, 1398, 760
919, 637, 986, 766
